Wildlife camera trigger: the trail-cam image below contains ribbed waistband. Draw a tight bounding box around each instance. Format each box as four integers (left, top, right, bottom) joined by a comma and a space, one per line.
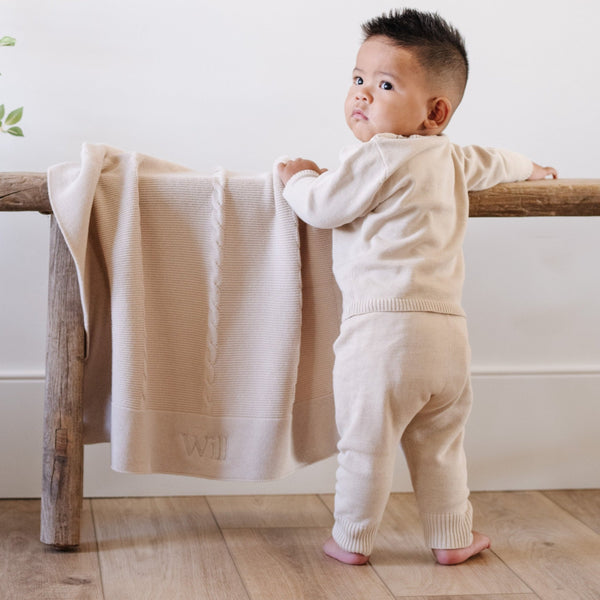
343, 297, 465, 320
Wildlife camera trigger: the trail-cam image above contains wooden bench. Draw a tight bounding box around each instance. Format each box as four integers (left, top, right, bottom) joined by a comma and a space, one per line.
1, 173, 599, 549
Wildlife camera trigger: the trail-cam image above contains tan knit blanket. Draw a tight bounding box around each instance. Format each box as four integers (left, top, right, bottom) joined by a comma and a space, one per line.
47, 144, 340, 480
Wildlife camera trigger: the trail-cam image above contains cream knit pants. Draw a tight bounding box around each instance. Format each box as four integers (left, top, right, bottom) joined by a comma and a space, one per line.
331, 311, 474, 555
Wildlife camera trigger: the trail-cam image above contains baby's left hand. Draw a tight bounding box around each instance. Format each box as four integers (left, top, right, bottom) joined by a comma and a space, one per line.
278, 158, 327, 185
528, 162, 558, 180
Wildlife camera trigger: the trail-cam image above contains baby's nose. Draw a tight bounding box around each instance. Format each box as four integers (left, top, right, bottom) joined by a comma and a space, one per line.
356, 88, 372, 102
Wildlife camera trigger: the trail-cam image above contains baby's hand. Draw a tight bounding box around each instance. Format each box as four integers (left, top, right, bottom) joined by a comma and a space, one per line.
528, 162, 558, 180
278, 158, 327, 185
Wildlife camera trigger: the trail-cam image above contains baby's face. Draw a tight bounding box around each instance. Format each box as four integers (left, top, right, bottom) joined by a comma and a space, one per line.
345, 36, 433, 142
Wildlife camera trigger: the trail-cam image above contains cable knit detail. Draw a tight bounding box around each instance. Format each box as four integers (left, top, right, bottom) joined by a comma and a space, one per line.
203, 169, 225, 407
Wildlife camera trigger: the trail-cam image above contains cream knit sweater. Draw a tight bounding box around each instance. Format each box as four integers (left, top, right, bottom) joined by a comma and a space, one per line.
48, 144, 341, 480
284, 133, 533, 320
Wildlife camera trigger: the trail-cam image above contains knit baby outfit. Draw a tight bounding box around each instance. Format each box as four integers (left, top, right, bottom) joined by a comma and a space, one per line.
283, 133, 532, 553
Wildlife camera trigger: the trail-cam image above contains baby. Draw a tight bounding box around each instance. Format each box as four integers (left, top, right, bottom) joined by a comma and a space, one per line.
279, 8, 556, 565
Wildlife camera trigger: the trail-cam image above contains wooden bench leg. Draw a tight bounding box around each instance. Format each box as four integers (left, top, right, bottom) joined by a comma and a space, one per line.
40, 216, 85, 548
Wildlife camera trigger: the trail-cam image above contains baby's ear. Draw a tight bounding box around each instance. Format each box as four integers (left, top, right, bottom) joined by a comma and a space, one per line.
423, 97, 452, 131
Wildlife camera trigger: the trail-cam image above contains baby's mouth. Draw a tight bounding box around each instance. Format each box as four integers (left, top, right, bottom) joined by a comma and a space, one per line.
352, 108, 368, 121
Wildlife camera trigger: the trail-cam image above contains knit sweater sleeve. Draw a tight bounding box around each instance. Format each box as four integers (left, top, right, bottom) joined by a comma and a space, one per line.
282, 141, 389, 229
455, 145, 534, 191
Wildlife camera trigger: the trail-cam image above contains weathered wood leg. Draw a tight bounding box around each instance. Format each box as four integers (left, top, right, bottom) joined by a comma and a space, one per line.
40, 216, 85, 548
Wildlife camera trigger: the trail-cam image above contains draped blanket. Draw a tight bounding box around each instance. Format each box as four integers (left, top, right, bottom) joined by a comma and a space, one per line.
48, 144, 341, 480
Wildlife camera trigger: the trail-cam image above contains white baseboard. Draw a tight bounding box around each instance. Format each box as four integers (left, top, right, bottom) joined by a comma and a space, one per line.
1, 373, 598, 498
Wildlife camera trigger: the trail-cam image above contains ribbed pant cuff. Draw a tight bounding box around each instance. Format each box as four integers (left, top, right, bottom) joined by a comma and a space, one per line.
422, 502, 473, 549
332, 518, 378, 556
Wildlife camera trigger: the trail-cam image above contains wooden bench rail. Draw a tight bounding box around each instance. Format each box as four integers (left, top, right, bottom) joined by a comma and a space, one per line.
1, 171, 600, 550
1, 172, 600, 217
0, 172, 51, 213
470, 179, 600, 217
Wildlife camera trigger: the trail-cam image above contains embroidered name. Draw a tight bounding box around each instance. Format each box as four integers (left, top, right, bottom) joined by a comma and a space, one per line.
180, 433, 228, 461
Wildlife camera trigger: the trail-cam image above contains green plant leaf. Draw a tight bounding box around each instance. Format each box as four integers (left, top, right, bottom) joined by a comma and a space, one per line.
7, 126, 24, 137
0, 36, 16, 47
5, 107, 23, 126
0, 104, 4, 121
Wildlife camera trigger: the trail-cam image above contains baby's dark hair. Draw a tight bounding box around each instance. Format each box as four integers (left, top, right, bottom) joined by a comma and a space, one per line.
362, 8, 469, 105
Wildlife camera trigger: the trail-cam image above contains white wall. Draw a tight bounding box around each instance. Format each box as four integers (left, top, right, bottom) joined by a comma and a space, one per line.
1, 0, 599, 498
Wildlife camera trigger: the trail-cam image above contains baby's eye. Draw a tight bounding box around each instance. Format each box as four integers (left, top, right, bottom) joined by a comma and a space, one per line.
380, 81, 393, 91
354, 76, 364, 85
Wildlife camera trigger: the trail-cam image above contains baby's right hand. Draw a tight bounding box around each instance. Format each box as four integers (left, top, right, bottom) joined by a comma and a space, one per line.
528, 162, 558, 180
278, 158, 327, 185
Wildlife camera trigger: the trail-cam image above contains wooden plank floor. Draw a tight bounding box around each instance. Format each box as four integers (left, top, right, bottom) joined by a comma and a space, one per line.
1, 491, 599, 599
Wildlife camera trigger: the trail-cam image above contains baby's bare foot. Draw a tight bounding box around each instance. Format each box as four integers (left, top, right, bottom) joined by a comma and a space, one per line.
323, 537, 369, 565
432, 531, 491, 565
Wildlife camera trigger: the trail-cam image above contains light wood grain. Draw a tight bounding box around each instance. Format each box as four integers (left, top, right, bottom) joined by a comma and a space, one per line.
4, 492, 600, 599
207, 494, 334, 529
91, 496, 249, 600
0, 499, 102, 600
223, 526, 395, 600
543, 489, 600, 534
406, 596, 538, 600
321, 493, 532, 597
471, 491, 600, 600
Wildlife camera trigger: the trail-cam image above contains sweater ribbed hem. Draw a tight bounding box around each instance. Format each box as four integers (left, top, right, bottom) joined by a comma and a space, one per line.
332, 518, 378, 556
343, 297, 466, 320
422, 502, 473, 549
